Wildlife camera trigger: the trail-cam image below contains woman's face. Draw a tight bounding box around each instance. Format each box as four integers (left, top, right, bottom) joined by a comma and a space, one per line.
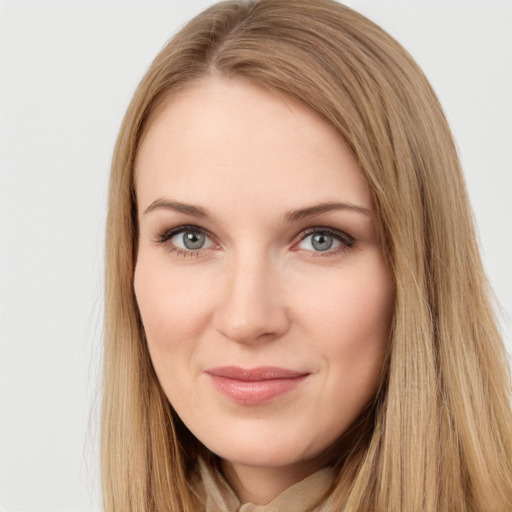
134, 78, 393, 484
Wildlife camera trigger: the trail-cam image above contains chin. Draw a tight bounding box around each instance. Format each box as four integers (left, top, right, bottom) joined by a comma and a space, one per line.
198, 426, 323, 470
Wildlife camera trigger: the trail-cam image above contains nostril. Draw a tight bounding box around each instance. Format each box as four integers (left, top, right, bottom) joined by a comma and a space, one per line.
215, 312, 288, 344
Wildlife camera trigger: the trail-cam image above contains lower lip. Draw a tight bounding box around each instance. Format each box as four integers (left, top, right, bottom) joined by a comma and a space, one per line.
207, 374, 308, 405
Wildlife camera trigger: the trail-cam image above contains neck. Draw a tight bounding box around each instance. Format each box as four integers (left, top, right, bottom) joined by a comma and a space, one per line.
220, 459, 321, 505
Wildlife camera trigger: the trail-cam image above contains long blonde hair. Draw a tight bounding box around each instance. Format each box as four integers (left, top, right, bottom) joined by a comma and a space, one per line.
102, 1, 512, 510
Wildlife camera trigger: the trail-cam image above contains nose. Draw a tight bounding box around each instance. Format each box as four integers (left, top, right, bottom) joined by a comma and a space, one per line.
212, 251, 290, 344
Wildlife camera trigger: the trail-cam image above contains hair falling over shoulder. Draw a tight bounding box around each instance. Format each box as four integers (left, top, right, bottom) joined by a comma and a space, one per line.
102, 1, 512, 510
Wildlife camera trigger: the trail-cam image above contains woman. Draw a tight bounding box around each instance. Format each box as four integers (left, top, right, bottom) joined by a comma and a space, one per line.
102, 1, 512, 510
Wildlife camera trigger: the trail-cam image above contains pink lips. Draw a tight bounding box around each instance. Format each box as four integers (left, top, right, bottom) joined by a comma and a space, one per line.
206, 366, 309, 405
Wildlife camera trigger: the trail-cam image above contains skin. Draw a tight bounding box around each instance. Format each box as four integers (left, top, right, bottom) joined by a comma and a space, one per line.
134, 77, 394, 505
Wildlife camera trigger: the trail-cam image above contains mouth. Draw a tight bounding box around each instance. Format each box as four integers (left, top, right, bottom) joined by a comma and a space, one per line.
205, 366, 310, 405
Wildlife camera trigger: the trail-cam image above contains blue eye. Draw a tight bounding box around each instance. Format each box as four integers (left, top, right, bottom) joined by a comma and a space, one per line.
171, 230, 213, 250
157, 226, 214, 253
297, 229, 353, 253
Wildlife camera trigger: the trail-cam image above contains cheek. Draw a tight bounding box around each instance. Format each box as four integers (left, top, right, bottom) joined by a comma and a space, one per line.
336, 268, 392, 392
297, 255, 393, 345
133, 256, 213, 366
295, 253, 393, 401
336, 275, 393, 354
336, 268, 392, 364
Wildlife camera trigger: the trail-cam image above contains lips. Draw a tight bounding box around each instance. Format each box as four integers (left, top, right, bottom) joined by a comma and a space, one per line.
205, 366, 309, 405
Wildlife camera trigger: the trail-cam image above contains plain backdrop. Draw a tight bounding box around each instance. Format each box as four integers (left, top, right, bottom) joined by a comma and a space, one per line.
0, 1, 511, 511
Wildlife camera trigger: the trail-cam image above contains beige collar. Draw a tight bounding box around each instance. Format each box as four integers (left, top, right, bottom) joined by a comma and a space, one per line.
193, 458, 335, 512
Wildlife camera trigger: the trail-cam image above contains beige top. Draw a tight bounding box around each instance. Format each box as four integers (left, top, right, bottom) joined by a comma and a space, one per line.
192, 458, 335, 512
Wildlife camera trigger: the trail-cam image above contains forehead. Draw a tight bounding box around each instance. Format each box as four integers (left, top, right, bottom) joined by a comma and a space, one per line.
135, 77, 371, 214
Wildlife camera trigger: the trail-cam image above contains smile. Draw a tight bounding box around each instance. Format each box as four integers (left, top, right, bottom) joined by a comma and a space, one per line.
205, 366, 310, 405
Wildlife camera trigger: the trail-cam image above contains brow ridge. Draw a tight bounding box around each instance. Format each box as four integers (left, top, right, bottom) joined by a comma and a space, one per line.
144, 199, 209, 217
144, 198, 370, 221
282, 202, 371, 223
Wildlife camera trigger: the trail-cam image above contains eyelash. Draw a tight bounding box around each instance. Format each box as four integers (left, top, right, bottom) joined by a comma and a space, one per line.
154, 225, 216, 258
154, 225, 355, 258
297, 227, 355, 256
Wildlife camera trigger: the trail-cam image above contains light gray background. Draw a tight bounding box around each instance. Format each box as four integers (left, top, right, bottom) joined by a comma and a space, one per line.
1, 1, 511, 511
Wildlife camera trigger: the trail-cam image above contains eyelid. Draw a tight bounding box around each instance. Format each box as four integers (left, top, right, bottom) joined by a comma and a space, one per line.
292, 226, 355, 255
153, 224, 355, 257
298, 227, 354, 244
155, 224, 217, 253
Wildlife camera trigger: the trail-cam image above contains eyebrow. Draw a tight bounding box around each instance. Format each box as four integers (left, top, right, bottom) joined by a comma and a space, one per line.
144, 199, 209, 217
143, 198, 371, 220
282, 202, 371, 222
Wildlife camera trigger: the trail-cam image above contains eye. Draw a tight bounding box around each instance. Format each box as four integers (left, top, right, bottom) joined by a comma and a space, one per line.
296, 228, 354, 254
156, 225, 215, 254
171, 229, 213, 251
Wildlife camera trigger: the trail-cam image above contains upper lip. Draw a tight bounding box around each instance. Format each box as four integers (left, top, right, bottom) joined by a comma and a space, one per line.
206, 366, 309, 381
